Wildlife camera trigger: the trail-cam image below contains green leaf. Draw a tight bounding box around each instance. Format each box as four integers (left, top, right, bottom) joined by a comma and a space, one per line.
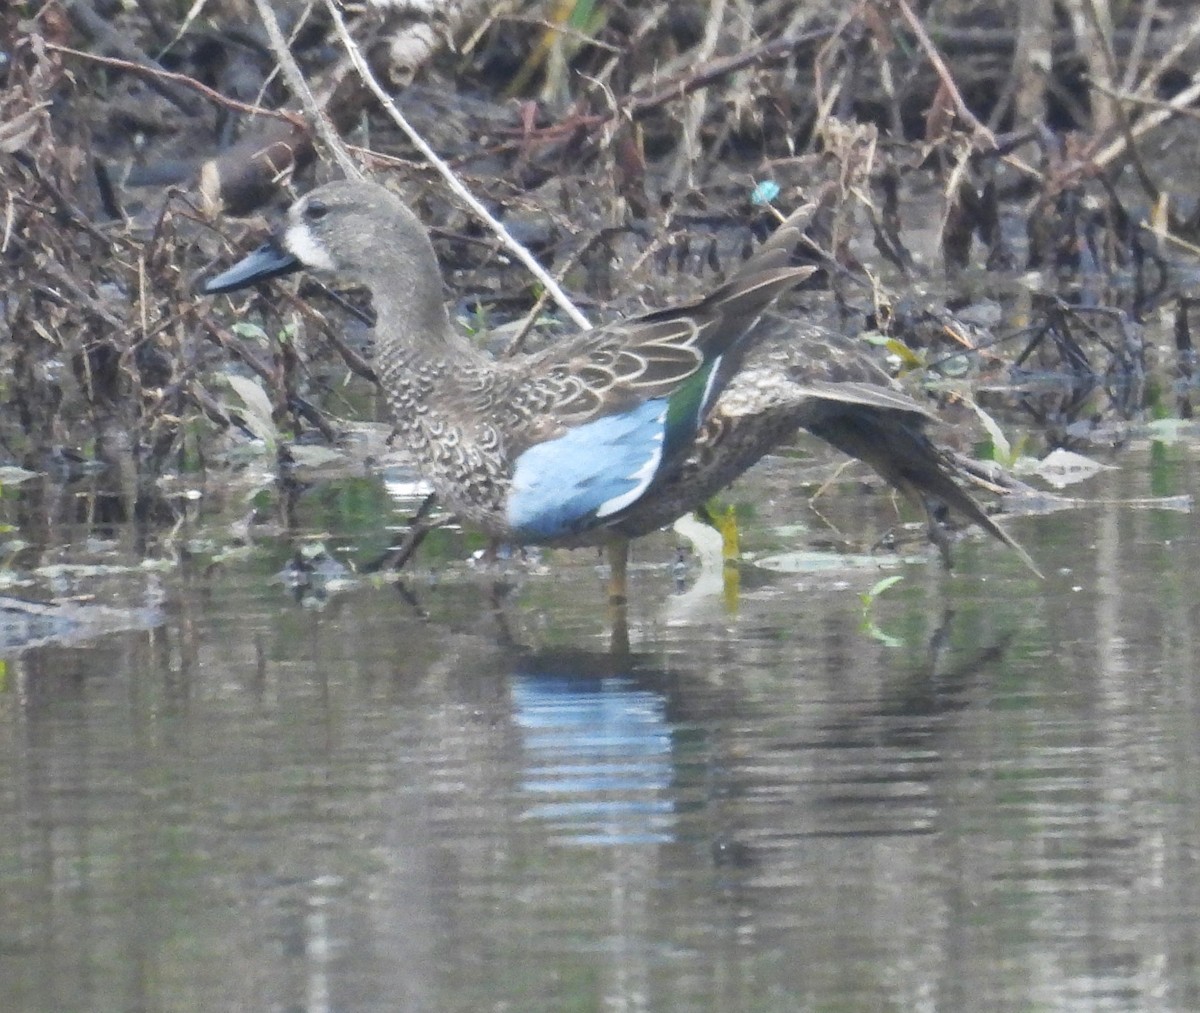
858, 574, 906, 646
861, 618, 905, 648
866, 574, 904, 600
967, 399, 1012, 464
231, 321, 269, 342
884, 338, 924, 369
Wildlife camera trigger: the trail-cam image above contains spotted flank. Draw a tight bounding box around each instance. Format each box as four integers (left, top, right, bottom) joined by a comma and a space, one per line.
507, 399, 669, 540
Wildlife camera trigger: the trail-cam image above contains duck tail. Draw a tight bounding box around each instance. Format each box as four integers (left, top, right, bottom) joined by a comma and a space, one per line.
811, 410, 1042, 579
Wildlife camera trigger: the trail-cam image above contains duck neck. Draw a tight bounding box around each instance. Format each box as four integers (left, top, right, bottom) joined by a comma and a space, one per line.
365, 235, 488, 417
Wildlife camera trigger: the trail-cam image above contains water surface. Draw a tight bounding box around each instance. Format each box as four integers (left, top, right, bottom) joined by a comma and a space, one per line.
1, 445, 1199, 1011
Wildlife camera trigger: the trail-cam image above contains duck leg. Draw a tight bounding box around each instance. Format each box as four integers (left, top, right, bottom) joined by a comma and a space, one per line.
605, 539, 631, 654
605, 538, 632, 653
606, 537, 630, 604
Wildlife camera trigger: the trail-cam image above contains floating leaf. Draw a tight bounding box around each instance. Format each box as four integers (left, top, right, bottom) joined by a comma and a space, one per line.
1145, 417, 1189, 445
1021, 447, 1110, 488
0, 465, 39, 485
287, 444, 345, 469
225, 374, 277, 448
754, 551, 906, 573
937, 353, 971, 377
672, 513, 723, 570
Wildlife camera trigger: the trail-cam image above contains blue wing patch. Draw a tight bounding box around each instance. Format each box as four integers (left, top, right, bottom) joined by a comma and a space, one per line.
507, 399, 668, 540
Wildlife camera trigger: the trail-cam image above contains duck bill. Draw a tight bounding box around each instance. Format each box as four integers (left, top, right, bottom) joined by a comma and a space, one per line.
200, 240, 300, 294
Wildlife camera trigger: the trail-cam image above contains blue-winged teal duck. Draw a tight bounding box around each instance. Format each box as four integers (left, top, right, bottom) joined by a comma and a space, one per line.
203, 179, 1035, 597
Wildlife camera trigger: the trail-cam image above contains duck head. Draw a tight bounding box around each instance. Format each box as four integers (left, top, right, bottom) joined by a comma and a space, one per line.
200, 180, 431, 295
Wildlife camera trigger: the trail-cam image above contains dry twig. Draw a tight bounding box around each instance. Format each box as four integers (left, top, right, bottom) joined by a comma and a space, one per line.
321, 0, 591, 330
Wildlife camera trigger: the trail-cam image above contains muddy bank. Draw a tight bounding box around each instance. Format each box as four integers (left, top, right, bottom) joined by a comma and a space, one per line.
3, 0, 1200, 534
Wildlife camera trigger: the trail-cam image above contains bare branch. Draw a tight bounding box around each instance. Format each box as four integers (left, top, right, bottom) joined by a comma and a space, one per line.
250, 0, 361, 180
321, 0, 592, 330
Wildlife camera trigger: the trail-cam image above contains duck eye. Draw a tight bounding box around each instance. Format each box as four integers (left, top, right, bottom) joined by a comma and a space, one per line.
304, 200, 328, 222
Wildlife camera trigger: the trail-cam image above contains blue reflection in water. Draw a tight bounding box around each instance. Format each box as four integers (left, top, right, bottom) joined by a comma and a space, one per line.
512, 673, 676, 846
